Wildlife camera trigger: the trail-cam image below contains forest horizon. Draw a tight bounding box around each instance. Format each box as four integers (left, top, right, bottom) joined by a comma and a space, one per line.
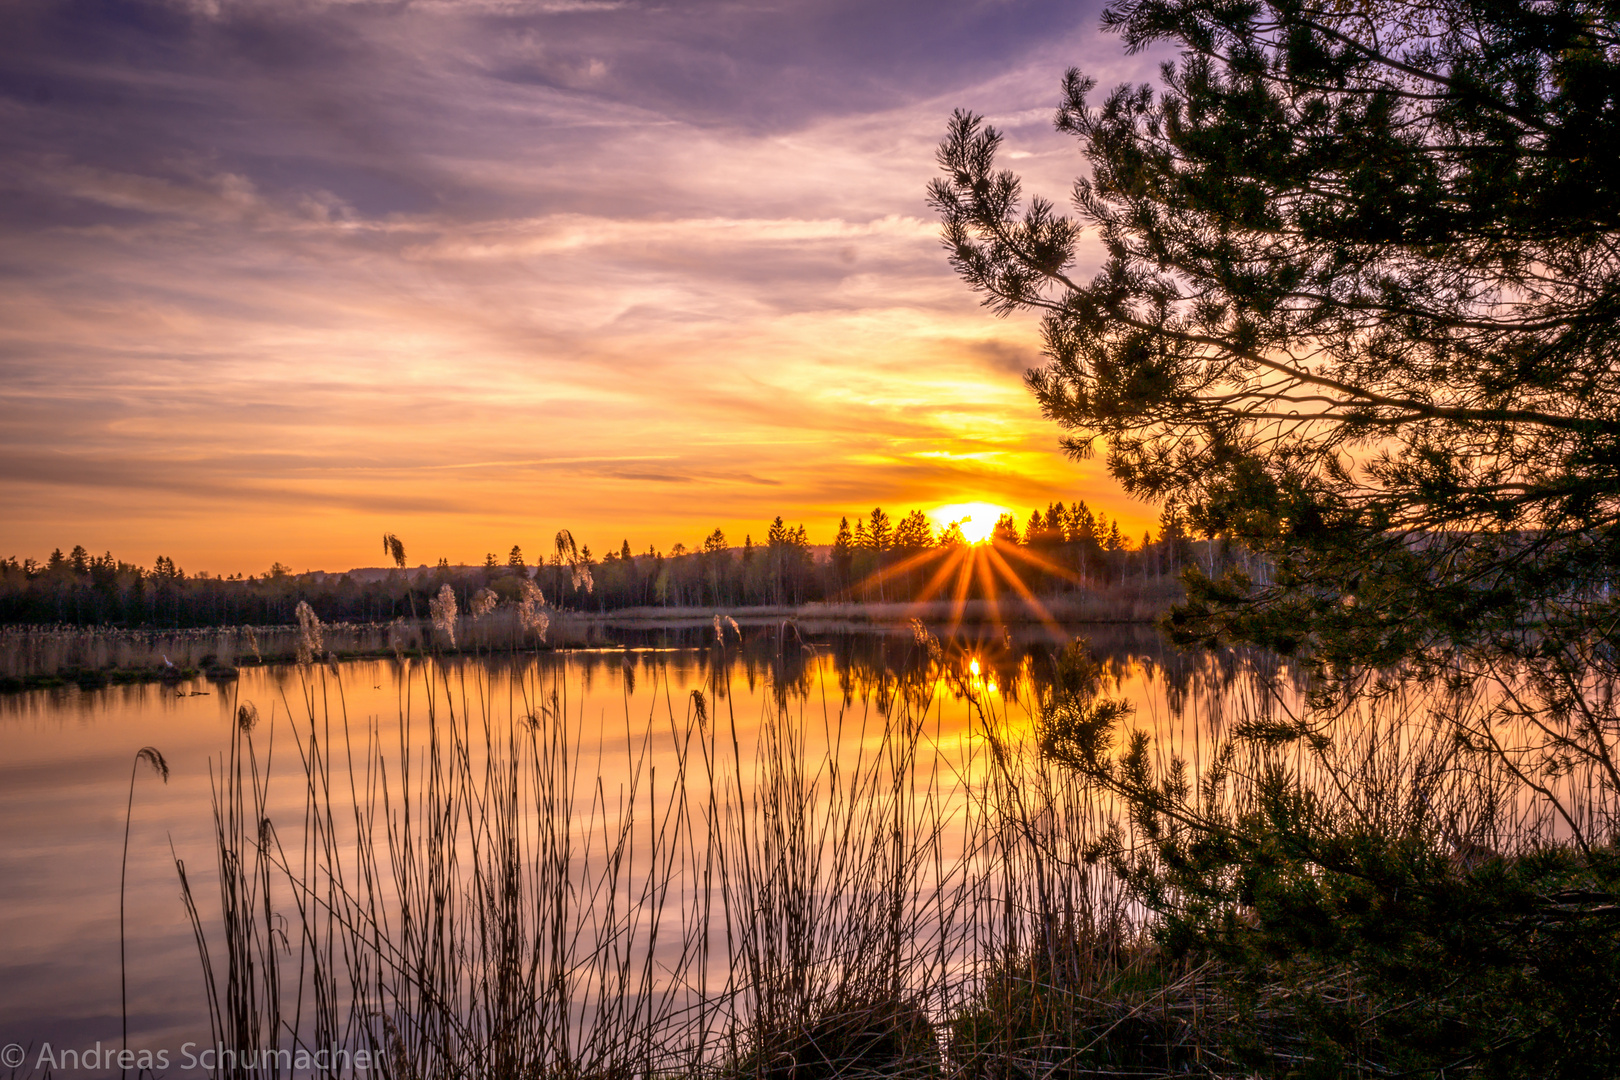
2, 491, 1175, 595
0, 493, 1194, 634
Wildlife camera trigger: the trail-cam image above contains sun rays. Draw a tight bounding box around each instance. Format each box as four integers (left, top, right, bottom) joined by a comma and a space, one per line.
845, 536, 1086, 639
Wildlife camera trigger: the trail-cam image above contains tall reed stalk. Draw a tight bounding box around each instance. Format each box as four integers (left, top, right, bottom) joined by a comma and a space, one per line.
121, 746, 169, 1077
170, 636, 1604, 1079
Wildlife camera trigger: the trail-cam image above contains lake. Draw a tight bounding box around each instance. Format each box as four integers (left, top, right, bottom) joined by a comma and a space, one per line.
0, 621, 1295, 1076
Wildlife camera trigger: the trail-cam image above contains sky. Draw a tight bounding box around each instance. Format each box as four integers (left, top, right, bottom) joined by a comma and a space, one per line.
0, 0, 1163, 575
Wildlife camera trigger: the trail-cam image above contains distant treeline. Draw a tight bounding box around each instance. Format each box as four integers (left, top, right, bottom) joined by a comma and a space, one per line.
0, 501, 1234, 628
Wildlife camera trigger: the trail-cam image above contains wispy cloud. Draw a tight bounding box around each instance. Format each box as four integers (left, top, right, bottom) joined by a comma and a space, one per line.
0, 0, 1158, 572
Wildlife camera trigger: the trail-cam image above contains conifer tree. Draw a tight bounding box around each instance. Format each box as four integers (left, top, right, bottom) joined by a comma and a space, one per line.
939, 3, 1620, 1070
832, 517, 855, 594
931, 0, 1620, 682
893, 510, 934, 551
865, 508, 892, 552
991, 512, 1021, 546
1038, 504, 1067, 547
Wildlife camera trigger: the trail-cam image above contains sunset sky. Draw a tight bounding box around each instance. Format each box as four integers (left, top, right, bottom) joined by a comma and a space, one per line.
1, 0, 1161, 575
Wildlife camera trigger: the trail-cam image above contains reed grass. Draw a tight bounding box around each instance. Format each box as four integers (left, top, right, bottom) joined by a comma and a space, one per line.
0, 581, 1181, 687
169, 631, 1612, 1080
121, 746, 169, 1075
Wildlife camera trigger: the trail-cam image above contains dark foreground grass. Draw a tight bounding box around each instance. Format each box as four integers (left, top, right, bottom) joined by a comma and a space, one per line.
173, 632, 1620, 1080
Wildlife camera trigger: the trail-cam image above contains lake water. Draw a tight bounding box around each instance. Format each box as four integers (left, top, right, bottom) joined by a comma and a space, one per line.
0, 622, 1292, 1075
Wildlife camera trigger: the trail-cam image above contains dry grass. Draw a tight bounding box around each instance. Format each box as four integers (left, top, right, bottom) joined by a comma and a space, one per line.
0, 595, 1173, 689
168, 630, 1608, 1080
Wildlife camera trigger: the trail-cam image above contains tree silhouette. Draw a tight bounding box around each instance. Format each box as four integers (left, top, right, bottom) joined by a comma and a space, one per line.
936, 3, 1620, 1071
991, 513, 1021, 546
931, 0, 1620, 679
893, 510, 934, 551
832, 516, 855, 595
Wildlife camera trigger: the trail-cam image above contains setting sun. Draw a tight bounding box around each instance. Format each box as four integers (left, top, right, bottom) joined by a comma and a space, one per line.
928, 503, 1012, 545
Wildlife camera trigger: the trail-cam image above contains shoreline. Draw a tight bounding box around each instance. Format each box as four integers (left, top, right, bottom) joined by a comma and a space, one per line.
0, 593, 1177, 693
566, 594, 1174, 625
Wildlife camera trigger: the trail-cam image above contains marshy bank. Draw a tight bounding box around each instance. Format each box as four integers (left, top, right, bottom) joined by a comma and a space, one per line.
6, 625, 1614, 1079
1, 510, 1198, 630
3, 589, 1612, 1080
1, 630, 1292, 1070
0, 587, 1179, 692
170, 646, 1620, 1077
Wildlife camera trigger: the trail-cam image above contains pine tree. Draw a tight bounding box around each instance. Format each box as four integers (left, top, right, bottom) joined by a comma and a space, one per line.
1068, 501, 1101, 580
931, 0, 1620, 680
833, 516, 855, 595
936, 4, 1620, 1071
865, 508, 892, 553
893, 510, 934, 551
767, 516, 790, 548
833, 517, 854, 556
991, 512, 1021, 546
1157, 505, 1192, 575
1035, 504, 1066, 548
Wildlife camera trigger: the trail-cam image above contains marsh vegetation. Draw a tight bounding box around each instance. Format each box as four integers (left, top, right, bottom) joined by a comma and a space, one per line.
156, 614, 1620, 1080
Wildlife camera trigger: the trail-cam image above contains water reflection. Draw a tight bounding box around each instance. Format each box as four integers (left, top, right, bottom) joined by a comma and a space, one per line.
0, 624, 1295, 1069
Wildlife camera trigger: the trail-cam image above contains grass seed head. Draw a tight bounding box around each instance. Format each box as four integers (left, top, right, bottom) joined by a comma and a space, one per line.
295, 601, 323, 665
135, 745, 170, 783
518, 579, 549, 641
430, 584, 458, 647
